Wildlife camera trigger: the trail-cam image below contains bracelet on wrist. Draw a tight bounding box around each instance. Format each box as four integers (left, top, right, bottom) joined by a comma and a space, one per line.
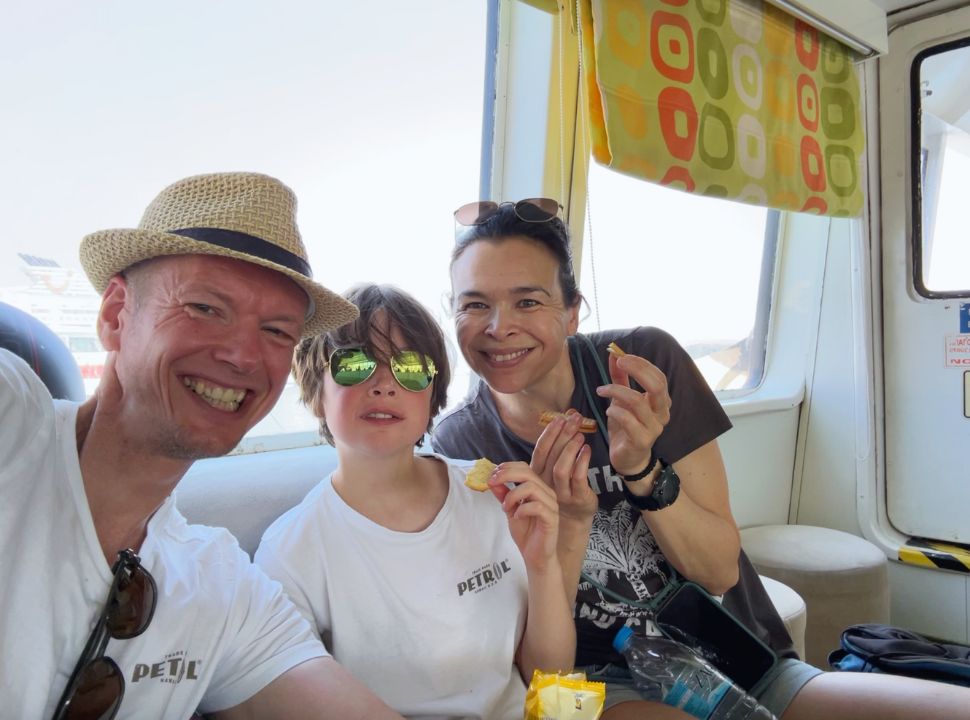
617, 453, 657, 483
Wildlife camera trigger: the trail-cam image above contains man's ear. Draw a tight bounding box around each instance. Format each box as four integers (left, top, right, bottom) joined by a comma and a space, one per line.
97, 275, 131, 352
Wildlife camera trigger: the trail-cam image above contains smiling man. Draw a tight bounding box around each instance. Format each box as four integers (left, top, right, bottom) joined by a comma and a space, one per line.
0, 172, 406, 720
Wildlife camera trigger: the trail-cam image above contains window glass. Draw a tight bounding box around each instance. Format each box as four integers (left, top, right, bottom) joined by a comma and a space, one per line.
916, 41, 970, 295
0, 2, 485, 445
579, 163, 773, 392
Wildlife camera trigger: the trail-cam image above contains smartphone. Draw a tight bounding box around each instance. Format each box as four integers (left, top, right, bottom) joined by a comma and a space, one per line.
654, 581, 778, 692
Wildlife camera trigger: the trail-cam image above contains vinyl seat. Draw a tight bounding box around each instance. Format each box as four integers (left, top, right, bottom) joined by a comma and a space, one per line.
742, 525, 890, 668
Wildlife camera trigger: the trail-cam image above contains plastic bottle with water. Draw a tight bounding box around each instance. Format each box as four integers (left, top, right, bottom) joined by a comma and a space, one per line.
613, 626, 777, 719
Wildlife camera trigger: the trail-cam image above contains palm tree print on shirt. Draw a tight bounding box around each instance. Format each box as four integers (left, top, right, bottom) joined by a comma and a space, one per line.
578, 502, 671, 627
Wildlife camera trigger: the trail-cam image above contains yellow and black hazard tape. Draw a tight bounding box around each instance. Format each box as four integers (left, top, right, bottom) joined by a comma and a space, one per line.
898, 537, 970, 573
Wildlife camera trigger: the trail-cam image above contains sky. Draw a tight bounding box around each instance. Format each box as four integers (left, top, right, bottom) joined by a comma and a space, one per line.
0, 0, 809, 403
0, 1, 487, 303
0, 0, 491, 411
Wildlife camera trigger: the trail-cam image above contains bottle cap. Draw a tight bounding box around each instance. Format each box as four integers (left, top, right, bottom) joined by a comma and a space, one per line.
613, 625, 634, 653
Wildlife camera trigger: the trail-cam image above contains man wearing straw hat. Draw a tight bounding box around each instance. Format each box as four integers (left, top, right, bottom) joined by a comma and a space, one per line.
0, 172, 405, 719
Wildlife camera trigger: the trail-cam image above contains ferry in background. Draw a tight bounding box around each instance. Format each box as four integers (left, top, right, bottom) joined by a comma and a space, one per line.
0, 254, 104, 394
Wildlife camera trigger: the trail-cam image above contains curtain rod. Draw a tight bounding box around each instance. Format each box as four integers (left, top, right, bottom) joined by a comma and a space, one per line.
765, 0, 883, 58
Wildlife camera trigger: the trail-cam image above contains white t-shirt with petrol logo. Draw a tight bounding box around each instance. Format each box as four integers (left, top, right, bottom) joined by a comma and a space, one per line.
0, 350, 326, 719
255, 454, 530, 720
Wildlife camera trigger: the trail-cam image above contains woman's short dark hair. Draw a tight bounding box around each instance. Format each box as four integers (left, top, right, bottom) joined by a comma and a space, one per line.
292, 284, 451, 446
450, 203, 581, 308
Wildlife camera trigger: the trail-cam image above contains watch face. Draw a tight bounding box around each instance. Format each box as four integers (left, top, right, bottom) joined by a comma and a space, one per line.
622, 459, 680, 511
653, 464, 680, 508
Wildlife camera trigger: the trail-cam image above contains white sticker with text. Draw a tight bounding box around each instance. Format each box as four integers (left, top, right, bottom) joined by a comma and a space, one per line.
945, 335, 970, 368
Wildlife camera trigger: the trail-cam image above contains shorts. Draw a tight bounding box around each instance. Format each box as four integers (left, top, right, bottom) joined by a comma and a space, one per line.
582, 657, 823, 717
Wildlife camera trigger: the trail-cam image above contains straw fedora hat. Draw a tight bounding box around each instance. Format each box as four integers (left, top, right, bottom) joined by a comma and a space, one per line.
79, 172, 358, 337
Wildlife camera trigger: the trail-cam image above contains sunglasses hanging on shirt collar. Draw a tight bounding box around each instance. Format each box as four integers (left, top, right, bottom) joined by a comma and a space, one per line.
52, 549, 157, 720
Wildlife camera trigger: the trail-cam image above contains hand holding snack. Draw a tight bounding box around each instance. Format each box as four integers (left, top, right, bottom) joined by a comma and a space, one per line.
531, 412, 596, 523
489, 461, 560, 571
596, 341, 672, 477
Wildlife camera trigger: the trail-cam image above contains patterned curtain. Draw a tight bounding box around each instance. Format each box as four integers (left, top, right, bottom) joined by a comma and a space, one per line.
579, 0, 865, 216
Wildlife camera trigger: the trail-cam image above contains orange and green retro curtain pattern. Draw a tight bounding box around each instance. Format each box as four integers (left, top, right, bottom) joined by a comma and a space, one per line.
579, 0, 865, 216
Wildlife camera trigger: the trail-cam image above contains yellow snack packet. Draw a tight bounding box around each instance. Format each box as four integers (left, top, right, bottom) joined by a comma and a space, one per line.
523, 669, 605, 720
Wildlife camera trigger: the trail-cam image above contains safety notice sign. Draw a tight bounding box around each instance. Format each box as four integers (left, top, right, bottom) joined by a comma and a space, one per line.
945, 335, 970, 368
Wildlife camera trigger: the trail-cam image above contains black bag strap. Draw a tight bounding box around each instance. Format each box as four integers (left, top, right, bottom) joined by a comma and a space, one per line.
570, 333, 682, 612
571, 334, 610, 447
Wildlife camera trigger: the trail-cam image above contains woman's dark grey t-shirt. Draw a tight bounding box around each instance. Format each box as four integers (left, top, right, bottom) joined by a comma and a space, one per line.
431, 327, 796, 666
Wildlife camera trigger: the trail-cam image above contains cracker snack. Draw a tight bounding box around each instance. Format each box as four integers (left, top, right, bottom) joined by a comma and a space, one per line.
538, 410, 598, 434
464, 457, 497, 492
606, 341, 626, 357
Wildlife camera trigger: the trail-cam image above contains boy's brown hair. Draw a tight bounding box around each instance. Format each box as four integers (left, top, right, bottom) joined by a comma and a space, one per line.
292, 284, 451, 445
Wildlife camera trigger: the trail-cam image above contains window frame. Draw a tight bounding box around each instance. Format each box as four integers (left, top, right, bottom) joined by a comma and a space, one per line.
910, 36, 970, 299
485, 0, 781, 398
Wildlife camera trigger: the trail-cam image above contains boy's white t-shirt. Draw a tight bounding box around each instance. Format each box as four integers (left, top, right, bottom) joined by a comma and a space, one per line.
256, 455, 530, 720
0, 350, 326, 719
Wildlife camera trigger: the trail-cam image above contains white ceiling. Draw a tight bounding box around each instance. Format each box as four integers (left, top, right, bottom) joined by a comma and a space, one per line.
871, 0, 935, 13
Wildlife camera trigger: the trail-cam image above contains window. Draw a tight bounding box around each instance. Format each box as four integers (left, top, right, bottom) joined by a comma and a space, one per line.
0, 2, 486, 449
579, 163, 774, 392
914, 39, 970, 296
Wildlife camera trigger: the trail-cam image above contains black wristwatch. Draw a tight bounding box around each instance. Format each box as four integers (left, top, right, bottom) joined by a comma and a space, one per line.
622, 457, 680, 511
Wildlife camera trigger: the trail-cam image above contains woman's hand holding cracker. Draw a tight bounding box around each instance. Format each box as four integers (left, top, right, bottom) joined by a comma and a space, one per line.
597, 347, 672, 477
531, 412, 596, 522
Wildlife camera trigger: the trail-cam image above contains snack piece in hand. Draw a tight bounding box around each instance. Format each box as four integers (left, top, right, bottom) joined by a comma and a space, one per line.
464, 457, 497, 492
538, 410, 598, 433
606, 341, 626, 357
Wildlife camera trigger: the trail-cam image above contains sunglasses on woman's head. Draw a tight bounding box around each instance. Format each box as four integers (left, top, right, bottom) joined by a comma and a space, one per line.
52, 549, 157, 720
325, 347, 437, 392
453, 198, 562, 226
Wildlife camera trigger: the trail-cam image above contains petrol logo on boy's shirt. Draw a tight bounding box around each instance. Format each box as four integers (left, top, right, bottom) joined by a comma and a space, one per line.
457, 560, 513, 596
131, 650, 203, 685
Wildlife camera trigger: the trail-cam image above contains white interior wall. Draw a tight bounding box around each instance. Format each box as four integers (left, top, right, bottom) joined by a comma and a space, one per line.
719, 409, 799, 529
794, 216, 970, 642
795, 219, 863, 534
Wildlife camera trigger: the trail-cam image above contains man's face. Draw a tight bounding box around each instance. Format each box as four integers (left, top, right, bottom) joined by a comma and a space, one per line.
109, 254, 308, 459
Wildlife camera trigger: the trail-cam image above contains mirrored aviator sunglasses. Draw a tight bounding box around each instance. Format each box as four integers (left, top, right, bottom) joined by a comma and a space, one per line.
327, 347, 437, 392
453, 197, 562, 225
52, 549, 157, 720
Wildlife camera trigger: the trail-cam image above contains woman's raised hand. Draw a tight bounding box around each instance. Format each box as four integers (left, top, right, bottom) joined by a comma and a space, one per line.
531, 413, 596, 522
597, 351, 672, 476
488, 461, 562, 572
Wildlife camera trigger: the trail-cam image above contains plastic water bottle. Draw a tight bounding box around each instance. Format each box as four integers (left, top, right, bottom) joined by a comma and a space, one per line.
613, 626, 777, 719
